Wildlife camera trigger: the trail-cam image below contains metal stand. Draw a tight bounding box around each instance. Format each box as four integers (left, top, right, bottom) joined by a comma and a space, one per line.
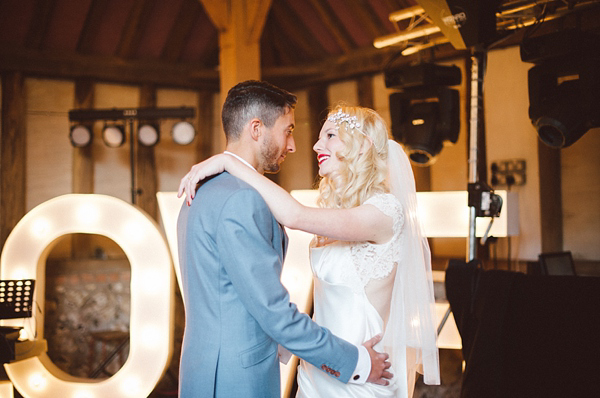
439, 50, 488, 337
468, 49, 486, 262
89, 334, 129, 378
127, 118, 138, 204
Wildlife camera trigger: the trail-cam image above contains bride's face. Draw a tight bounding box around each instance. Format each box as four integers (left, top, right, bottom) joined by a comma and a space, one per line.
313, 120, 345, 177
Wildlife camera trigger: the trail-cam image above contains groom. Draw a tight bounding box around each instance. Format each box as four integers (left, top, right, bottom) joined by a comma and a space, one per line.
177, 80, 391, 397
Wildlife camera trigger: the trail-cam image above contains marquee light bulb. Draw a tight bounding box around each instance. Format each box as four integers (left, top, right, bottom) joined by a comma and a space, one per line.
120, 376, 142, 397
76, 204, 101, 225
28, 373, 46, 390
31, 218, 51, 239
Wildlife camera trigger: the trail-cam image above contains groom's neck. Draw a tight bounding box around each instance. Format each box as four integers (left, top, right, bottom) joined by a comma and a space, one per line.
225, 143, 261, 173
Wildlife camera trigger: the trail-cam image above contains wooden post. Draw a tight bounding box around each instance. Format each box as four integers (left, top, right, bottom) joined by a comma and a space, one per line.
1, 72, 27, 252
199, 0, 272, 148
136, 84, 158, 220
71, 79, 95, 258
195, 91, 214, 162
357, 75, 374, 110
538, 142, 563, 253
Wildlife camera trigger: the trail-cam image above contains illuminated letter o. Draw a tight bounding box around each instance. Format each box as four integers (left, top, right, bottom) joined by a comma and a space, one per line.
0, 194, 173, 398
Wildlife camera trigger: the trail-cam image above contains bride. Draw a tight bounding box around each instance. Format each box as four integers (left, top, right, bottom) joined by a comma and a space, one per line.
179, 105, 440, 397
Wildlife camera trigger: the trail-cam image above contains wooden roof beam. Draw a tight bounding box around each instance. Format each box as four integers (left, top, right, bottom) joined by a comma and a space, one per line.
264, 44, 466, 90
162, 0, 203, 63
77, 0, 110, 54
117, 0, 153, 58
306, 0, 354, 52
271, 0, 329, 61
0, 45, 219, 90
25, 0, 58, 50
345, 0, 388, 38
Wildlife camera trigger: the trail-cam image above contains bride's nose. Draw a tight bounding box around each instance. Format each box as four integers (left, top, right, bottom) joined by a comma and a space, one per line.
313, 137, 323, 153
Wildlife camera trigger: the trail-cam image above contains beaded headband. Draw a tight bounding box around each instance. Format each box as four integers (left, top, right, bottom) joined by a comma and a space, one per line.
327, 109, 380, 151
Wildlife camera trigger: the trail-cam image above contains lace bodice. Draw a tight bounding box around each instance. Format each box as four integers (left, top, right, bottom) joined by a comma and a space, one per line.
310, 193, 404, 293
350, 193, 404, 287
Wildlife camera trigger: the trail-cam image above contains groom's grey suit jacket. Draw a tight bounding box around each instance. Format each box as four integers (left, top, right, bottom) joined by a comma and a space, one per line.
177, 172, 359, 397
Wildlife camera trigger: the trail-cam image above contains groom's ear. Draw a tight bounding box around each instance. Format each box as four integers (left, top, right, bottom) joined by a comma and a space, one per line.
248, 118, 262, 141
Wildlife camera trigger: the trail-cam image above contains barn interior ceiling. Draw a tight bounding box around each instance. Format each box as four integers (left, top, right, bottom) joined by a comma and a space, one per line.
0, 0, 598, 91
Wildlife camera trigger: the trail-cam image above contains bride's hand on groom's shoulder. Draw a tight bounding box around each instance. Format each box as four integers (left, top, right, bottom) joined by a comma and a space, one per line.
363, 334, 393, 386
178, 154, 229, 205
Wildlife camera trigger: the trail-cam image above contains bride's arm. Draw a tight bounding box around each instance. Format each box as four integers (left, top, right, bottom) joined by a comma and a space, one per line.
178, 154, 393, 244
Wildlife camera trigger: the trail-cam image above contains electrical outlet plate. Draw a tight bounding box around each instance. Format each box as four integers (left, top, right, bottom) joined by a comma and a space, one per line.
491, 159, 526, 186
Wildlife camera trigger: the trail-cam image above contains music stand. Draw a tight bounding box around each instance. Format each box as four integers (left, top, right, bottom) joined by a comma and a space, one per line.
538, 251, 577, 276
0, 279, 35, 320
1, 279, 35, 381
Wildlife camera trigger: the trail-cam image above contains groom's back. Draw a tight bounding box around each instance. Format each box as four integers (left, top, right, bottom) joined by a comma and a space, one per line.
177, 172, 282, 397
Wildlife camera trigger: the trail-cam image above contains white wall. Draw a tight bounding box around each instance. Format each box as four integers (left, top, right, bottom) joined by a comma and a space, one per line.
25, 78, 75, 211
278, 90, 317, 191
561, 128, 600, 260
155, 88, 201, 192
485, 47, 543, 261
328, 80, 359, 106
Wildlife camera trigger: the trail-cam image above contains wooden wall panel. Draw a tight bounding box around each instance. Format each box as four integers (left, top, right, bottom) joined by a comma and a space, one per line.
71, 79, 95, 258
137, 84, 158, 219
1, 72, 26, 250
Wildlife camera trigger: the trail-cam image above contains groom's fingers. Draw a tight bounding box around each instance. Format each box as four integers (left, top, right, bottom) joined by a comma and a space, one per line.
363, 334, 382, 348
372, 377, 390, 386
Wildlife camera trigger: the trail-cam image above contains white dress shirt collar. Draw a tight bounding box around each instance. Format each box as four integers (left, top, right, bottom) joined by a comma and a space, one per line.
223, 151, 256, 171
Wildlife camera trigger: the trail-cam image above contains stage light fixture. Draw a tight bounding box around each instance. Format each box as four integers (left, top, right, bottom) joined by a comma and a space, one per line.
138, 123, 160, 147
522, 30, 600, 148
102, 124, 126, 148
529, 67, 589, 148
69, 125, 92, 148
386, 63, 461, 166
172, 121, 195, 145
389, 88, 460, 165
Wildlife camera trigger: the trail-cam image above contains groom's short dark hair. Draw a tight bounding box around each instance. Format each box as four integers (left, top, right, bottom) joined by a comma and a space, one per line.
222, 80, 297, 142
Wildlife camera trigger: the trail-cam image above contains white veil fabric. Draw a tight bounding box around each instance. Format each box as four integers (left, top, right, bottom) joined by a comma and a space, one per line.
382, 139, 440, 394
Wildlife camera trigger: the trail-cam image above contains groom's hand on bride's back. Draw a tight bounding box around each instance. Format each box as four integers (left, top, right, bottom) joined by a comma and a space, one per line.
363, 334, 393, 386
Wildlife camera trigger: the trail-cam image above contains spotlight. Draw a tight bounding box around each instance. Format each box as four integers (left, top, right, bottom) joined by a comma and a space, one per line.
389, 87, 460, 166
522, 29, 600, 148
138, 123, 160, 147
527, 57, 600, 148
102, 124, 126, 148
172, 121, 195, 145
69, 125, 92, 147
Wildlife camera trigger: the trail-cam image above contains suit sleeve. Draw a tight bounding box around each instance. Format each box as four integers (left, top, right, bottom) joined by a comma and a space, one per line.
216, 187, 359, 383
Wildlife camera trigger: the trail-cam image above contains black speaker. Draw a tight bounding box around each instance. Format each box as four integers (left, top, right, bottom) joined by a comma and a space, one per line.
416, 0, 502, 49
390, 87, 460, 165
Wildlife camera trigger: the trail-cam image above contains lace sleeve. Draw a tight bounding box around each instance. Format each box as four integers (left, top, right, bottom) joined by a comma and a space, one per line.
364, 193, 404, 237
349, 193, 405, 288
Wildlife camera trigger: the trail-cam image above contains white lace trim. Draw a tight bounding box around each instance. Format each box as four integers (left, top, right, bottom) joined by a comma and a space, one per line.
345, 193, 404, 291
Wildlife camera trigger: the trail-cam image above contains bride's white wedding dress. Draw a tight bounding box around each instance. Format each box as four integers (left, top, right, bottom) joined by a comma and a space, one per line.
296, 193, 415, 398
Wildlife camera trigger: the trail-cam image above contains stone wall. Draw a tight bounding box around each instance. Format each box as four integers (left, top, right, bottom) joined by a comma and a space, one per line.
44, 256, 131, 377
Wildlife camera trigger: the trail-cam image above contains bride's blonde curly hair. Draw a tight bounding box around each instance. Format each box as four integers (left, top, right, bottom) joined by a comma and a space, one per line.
317, 105, 390, 209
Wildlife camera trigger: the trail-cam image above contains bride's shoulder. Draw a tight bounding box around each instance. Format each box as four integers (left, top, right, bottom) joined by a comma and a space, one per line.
365, 192, 402, 210
364, 193, 404, 231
